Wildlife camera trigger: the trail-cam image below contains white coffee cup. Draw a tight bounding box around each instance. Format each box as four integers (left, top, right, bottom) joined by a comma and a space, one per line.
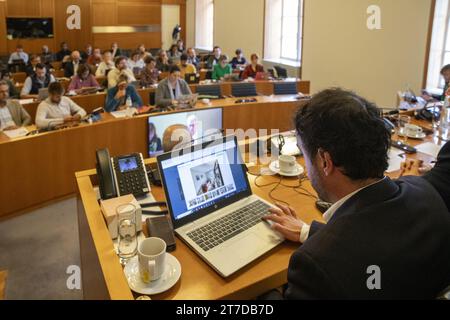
138, 237, 166, 283
405, 124, 423, 137
202, 98, 211, 105
278, 155, 297, 174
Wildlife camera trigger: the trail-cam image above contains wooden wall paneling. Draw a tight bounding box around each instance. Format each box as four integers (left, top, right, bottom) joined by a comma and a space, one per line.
54, 0, 92, 52
40, 0, 55, 17
117, 3, 162, 26
0, 1, 7, 55
93, 32, 162, 51
162, 0, 186, 42
6, 0, 41, 17
92, 0, 117, 26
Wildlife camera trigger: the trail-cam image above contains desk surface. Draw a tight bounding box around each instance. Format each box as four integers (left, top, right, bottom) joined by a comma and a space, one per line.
0, 270, 7, 300
75, 124, 443, 300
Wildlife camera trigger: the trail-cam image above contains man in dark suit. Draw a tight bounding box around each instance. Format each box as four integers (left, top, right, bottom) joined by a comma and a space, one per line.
64, 51, 83, 78
264, 88, 450, 300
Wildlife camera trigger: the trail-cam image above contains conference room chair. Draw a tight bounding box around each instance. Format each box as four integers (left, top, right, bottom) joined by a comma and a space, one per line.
196, 84, 221, 98
231, 83, 258, 97
12, 72, 27, 83
273, 82, 298, 95
274, 66, 288, 79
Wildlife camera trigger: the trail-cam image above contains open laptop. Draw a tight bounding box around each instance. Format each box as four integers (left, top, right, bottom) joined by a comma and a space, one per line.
38, 88, 49, 101
157, 136, 284, 277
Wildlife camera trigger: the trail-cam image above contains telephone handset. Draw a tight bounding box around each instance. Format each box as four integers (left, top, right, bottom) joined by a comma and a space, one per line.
96, 148, 151, 200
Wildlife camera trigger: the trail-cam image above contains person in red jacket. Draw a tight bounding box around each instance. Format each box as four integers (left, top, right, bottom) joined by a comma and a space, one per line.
241, 53, 264, 80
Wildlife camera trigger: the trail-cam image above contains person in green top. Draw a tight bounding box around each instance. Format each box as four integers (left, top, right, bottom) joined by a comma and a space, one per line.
212, 55, 232, 81
441, 64, 450, 101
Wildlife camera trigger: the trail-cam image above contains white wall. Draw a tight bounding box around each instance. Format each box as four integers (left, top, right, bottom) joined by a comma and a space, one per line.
302, 0, 432, 108
186, 0, 433, 107
162, 5, 181, 50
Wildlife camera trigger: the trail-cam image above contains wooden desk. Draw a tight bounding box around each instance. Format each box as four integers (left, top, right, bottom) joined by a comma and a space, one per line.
21, 80, 310, 124
0, 95, 306, 218
0, 270, 6, 300
76, 123, 443, 300
76, 144, 322, 300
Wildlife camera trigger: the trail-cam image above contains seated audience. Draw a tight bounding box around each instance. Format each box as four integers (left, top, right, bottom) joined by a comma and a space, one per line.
95, 51, 115, 77
105, 74, 143, 112
168, 44, 182, 60
138, 44, 151, 61
262, 88, 450, 300
56, 42, 72, 62
111, 42, 122, 58
241, 53, 264, 79
81, 44, 93, 61
156, 50, 172, 72
140, 56, 160, 87
107, 56, 136, 88
40, 45, 54, 66
186, 48, 200, 68
0, 80, 31, 130
212, 55, 232, 81
127, 51, 145, 75
231, 49, 247, 69
178, 54, 197, 78
87, 48, 103, 67
67, 64, 100, 93
440, 64, 450, 101
8, 45, 29, 65
25, 55, 42, 76
35, 82, 86, 129
155, 65, 192, 108
64, 51, 83, 78
206, 46, 222, 69
0, 70, 19, 99
20, 63, 56, 99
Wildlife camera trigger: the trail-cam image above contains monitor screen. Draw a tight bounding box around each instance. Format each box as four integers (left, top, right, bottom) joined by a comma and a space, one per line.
6, 18, 54, 39
148, 108, 223, 158
159, 138, 249, 222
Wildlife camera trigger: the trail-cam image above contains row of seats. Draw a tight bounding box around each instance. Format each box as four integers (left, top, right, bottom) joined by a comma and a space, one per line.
195, 82, 298, 98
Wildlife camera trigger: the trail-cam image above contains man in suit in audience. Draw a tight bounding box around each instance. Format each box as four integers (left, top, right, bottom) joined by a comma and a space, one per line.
56, 42, 72, 62
263, 88, 450, 299
187, 48, 200, 68
111, 42, 122, 58
25, 55, 42, 76
0, 80, 31, 130
206, 46, 222, 69
64, 51, 83, 78
155, 65, 192, 108
40, 45, 54, 67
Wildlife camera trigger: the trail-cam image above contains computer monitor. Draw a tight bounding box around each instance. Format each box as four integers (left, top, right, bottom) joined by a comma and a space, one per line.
148, 108, 223, 158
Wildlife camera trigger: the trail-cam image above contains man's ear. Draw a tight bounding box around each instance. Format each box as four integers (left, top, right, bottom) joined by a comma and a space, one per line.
317, 148, 334, 176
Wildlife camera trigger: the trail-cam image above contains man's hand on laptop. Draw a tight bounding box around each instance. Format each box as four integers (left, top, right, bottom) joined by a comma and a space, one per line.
263, 203, 305, 243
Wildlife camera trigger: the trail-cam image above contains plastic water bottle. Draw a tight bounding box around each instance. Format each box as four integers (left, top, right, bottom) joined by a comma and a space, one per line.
126, 96, 132, 109
441, 96, 450, 129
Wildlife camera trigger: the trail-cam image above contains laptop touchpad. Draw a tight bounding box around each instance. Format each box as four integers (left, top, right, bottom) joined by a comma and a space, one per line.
221, 233, 265, 260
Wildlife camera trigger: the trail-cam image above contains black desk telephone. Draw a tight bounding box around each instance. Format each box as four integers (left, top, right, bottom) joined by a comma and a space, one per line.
96, 148, 151, 200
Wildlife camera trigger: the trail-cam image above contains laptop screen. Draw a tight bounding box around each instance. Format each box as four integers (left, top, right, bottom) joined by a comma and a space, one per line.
158, 137, 251, 227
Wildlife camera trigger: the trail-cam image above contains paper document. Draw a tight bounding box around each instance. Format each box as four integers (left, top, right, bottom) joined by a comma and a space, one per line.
387, 148, 405, 173
110, 108, 137, 119
415, 142, 442, 159
2, 127, 28, 139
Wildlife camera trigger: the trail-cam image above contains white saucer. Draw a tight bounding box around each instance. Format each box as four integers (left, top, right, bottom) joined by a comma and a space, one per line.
398, 132, 427, 140
269, 161, 304, 177
124, 254, 181, 295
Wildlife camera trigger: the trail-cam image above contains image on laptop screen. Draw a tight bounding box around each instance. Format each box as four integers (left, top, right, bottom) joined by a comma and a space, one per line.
148, 108, 223, 158
159, 138, 249, 222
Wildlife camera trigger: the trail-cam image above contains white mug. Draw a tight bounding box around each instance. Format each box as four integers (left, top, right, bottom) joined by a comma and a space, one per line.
138, 237, 166, 283
405, 124, 423, 136
279, 155, 297, 174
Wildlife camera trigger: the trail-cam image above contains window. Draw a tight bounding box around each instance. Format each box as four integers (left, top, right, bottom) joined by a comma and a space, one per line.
426, 0, 450, 90
264, 0, 303, 64
195, 0, 214, 51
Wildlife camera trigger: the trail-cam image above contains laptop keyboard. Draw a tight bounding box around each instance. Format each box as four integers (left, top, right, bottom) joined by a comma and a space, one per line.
187, 200, 271, 252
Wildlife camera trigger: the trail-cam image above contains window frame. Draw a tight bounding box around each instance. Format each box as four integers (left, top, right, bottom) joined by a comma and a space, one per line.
195, 0, 214, 51
279, 0, 303, 62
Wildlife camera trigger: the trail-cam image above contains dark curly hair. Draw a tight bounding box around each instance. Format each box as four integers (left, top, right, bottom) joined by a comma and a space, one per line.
295, 88, 391, 180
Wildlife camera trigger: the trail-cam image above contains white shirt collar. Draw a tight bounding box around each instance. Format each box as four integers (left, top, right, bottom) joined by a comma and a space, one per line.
323, 177, 387, 222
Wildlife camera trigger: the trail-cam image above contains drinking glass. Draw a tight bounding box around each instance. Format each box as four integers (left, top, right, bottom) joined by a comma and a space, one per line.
117, 203, 138, 265
397, 115, 411, 143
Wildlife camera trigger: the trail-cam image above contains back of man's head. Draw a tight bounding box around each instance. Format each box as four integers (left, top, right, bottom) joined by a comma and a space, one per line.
295, 88, 390, 181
